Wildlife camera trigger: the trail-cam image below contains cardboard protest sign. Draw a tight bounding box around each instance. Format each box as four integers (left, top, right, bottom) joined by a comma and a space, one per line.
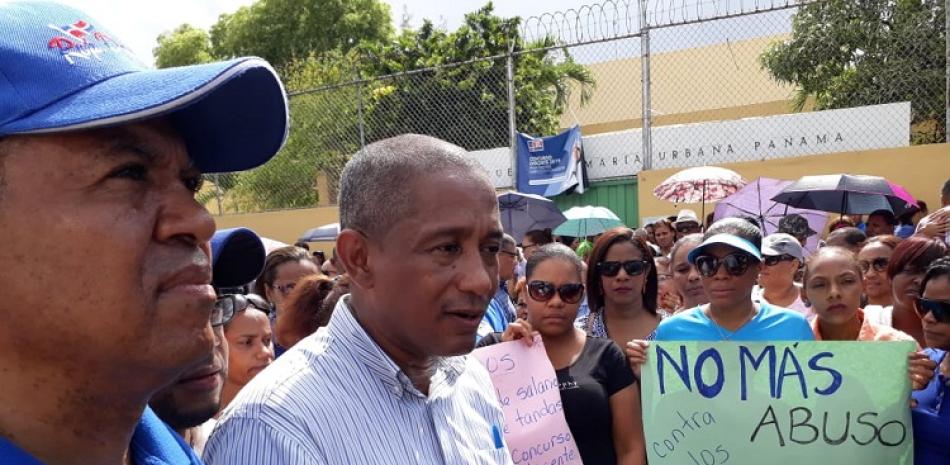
641, 341, 915, 465
473, 336, 585, 465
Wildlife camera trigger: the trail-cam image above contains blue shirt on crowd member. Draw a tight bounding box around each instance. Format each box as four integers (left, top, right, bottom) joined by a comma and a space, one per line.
653, 302, 815, 341
477, 285, 517, 340
912, 348, 950, 465
0, 406, 202, 465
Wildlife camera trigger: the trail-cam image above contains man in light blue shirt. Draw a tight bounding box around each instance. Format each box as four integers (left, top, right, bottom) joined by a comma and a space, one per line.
478, 234, 519, 339
204, 135, 513, 465
653, 219, 814, 342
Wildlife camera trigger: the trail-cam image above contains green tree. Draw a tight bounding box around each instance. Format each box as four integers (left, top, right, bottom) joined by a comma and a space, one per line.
359, 3, 595, 150
153, 24, 214, 68
209, 0, 393, 68
228, 51, 363, 210
760, 0, 946, 143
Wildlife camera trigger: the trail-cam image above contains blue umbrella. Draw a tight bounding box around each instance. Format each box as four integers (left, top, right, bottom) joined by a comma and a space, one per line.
553, 206, 624, 237
298, 222, 340, 242
498, 192, 567, 242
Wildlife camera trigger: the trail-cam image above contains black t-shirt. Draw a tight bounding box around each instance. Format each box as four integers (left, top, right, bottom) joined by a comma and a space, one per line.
478, 334, 636, 465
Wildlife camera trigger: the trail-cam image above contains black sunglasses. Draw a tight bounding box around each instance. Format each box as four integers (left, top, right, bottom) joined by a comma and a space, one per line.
597, 260, 651, 278
858, 257, 889, 274
915, 297, 950, 323
527, 280, 585, 304
694, 253, 755, 278
763, 254, 797, 267
213, 294, 270, 327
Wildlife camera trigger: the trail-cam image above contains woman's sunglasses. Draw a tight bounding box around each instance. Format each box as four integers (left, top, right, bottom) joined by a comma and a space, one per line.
694, 253, 755, 278
527, 280, 585, 304
597, 260, 651, 278
213, 294, 271, 327
858, 257, 889, 274
763, 254, 797, 267
915, 297, 950, 323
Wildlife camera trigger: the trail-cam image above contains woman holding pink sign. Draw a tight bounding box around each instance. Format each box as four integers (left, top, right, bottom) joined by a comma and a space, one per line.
479, 243, 647, 465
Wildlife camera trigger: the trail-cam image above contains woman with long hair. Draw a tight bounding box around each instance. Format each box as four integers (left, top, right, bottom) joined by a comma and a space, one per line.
274, 274, 339, 349
578, 227, 661, 347
886, 237, 948, 345
481, 244, 646, 465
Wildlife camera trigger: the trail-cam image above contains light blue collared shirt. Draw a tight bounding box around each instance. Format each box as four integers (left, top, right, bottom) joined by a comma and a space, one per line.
203, 296, 513, 465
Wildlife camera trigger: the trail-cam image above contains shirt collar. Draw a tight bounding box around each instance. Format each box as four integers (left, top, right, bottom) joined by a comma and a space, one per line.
328, 296, 467, 399
811, 309, 866, 341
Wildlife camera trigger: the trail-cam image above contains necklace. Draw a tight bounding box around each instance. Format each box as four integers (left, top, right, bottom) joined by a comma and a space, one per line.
706, 304, 758, 341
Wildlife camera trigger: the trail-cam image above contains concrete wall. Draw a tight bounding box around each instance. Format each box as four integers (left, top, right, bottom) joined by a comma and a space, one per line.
636, 144, 950, 223
562, 34, 798, 134
213, 206, 340, 254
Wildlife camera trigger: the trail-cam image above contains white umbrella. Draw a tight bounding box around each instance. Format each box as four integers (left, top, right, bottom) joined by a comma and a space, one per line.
299, 222, 340, 242
553, 206, 624, 237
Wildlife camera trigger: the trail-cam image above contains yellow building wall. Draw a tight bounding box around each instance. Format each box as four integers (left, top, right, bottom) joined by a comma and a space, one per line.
213, 206, 340, 254
637, 144, 950, 222
563, 34, 798, 134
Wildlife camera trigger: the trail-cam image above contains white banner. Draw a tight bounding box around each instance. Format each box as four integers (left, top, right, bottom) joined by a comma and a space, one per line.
468, 102, 910, 188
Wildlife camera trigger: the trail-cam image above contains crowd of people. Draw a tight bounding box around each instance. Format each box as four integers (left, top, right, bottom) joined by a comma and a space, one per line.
2, 2, 950, 465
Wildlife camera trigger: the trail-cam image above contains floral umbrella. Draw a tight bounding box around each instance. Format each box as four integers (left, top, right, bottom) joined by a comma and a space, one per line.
653, 166, 747, 221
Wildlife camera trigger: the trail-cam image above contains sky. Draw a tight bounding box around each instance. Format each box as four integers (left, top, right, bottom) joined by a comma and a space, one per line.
59, 0, 587, 65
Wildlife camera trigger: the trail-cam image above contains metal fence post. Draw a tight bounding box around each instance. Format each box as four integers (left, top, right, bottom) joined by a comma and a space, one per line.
507, 42, 518, 187
213, 173, 223, 216
639, 0, 653, 170
357, 70, 367, 149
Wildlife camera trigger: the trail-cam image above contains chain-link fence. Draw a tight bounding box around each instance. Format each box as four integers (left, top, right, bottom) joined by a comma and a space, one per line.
206, 0, 948, 215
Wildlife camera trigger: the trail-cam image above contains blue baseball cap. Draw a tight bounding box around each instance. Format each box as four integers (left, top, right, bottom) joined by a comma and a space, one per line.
0, 1, 288, 172
687, 233, 763, 264
211, 228, 266, 289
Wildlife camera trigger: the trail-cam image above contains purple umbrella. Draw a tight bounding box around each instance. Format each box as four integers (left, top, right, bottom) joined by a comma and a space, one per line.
714, 177, 828, 253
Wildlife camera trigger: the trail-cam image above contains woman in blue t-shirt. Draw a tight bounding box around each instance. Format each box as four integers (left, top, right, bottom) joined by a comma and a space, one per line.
911, 256, 950, 465
625, 219, 814, 366
480, 243, 646, 465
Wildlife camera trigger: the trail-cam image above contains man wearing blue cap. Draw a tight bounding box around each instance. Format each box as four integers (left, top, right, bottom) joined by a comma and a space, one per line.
0, 2, 287, 464
150, 228, 267, 455
652, 218, 814, 341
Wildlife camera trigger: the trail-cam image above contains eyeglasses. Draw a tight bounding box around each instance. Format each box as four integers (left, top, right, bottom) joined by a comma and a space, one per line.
499, 250, 519, 258
519, 243, 537, 251
694, 253, 755, 278
527, 280, 585, 304
763, 254, 797, 267
915, 297, 950, 323
858, 257, 889, 274
597, 260, 651, 278
213, 294, 270, 326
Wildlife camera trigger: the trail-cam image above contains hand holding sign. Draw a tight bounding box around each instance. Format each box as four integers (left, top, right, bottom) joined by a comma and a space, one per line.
473, 336, 585, 465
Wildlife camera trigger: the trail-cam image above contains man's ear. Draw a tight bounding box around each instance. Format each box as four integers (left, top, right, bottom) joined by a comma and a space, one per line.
336, 229, 373, 290
799, 285, 810, 307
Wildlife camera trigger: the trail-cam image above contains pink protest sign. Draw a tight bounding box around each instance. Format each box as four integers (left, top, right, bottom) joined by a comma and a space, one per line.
473, 336, 585, 465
